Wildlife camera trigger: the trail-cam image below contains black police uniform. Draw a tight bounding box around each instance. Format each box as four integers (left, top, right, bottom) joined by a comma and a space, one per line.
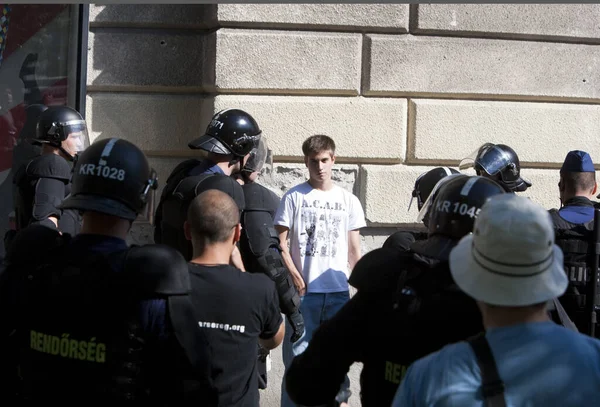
285, 175, 506, 407
11, 106, 89, 238
12, 153, 80, 234
155, 168, 245, 260
549, 206, 596, 334
154, 109, 260, 258
0, 138, 217, 404
238, 180, 304, 390
239, 181, 303, 340
548, 151, 600, 336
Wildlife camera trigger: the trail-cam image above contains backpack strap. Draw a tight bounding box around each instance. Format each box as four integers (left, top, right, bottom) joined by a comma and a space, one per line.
551, 298, 579, 332
467, 333, 507, 407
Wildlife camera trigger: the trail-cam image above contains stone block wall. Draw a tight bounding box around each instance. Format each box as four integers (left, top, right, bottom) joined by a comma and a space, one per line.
87, 5, 600, 405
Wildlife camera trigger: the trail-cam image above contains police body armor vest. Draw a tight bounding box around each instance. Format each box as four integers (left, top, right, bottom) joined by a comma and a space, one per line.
154, 159, 214, 260
350, 248, 483, 407
16, 239, 147, 402
12, 154, 80, 235
549, 209, 597, 334
239, 182, 301, 316
239, 182, 281, 273
6, 225, 215, 404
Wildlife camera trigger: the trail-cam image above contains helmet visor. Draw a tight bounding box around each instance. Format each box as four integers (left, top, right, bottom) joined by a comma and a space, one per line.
459, 143, 512, 177
416, 174, 465, 223
243, 136, 268, 173
63, 120, 90, 153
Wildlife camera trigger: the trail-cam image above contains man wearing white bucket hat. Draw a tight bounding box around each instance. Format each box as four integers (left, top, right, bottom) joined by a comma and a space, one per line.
393, 194, 600, 407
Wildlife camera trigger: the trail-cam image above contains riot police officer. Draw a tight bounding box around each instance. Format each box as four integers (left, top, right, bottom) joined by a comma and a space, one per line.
460, 142, 531, 193
12, 105, 89, 236
0, 138, 216, 404
234, 138, 304, 387
383, 166, 459, 251
285, 175, 506, 407
237, 138, 304, 342
154, 108, 260, 260
549, 150, 599, 335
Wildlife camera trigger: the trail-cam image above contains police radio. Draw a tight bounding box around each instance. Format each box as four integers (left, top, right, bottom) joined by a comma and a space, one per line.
589, 208, 600, 337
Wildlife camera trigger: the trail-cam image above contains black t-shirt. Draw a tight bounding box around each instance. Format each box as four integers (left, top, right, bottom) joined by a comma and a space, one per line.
188, 263, 282, 407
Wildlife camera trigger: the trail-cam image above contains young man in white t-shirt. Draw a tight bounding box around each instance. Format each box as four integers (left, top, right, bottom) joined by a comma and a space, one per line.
274, 134, 366, 407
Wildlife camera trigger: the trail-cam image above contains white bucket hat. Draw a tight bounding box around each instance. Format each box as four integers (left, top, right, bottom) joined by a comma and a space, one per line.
449, 194, 568, 307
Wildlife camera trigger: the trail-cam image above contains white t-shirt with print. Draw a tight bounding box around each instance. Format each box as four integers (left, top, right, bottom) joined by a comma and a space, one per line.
274, 182, 366, 293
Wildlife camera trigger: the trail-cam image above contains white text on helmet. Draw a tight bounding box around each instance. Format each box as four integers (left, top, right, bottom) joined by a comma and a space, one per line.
79, 163, 126, 181
210, 119, 224, 130
435, 200, 481, 218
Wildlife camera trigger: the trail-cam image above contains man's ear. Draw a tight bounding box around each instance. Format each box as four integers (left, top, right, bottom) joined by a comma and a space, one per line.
593, 182, 598, 196
304, 155, 309, 168
184, 220, 192, 241
558, 178, 565, 193
233, 223, 242, 244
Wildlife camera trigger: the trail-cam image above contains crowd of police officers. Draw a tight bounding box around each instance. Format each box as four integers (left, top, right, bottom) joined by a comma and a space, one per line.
0, 104, 599, 406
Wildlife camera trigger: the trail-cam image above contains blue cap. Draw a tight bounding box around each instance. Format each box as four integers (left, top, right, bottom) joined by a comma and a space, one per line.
560, 150, 595, 173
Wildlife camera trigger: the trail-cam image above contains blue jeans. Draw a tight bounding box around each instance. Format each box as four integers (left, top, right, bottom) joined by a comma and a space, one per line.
281, 291, 350, 407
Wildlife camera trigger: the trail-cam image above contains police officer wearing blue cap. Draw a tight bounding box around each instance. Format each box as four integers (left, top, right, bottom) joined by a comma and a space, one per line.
549, 150, 599, 334
552, 150, 597, 224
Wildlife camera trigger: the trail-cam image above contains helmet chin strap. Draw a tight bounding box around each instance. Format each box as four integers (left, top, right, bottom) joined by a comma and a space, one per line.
58, 145, 76, 162
229, 154, 246, 169
48, 140, 75, 162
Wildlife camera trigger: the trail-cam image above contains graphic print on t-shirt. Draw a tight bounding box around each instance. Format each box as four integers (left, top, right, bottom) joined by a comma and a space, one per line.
300, 199, 344, 258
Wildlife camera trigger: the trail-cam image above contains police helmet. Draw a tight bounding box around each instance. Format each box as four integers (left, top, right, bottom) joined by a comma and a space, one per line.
420, 175, 506, 239
409, 167, 460, 212
459, 143, 531, 192
412, 175, 506, 260
34, 105, 90, 159
60, 138, 158, 221
188, 109, 261, 158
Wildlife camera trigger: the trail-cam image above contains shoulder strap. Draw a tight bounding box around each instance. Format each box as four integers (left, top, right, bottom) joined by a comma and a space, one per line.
154, 159, 202, 228
548, 208, 562, 224
468, 333, 507, 407
551, 298, 579, 332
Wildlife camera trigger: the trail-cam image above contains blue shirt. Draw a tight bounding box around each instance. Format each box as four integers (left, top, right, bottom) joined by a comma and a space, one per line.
558, 197, 595, 224
188, 160, 225, 176
393, 321, 600, 407
559, 205, 594, 224
69, 234, 169, 340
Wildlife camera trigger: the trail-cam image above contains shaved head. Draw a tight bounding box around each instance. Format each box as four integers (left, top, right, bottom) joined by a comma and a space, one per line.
187, 189, 240, 244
